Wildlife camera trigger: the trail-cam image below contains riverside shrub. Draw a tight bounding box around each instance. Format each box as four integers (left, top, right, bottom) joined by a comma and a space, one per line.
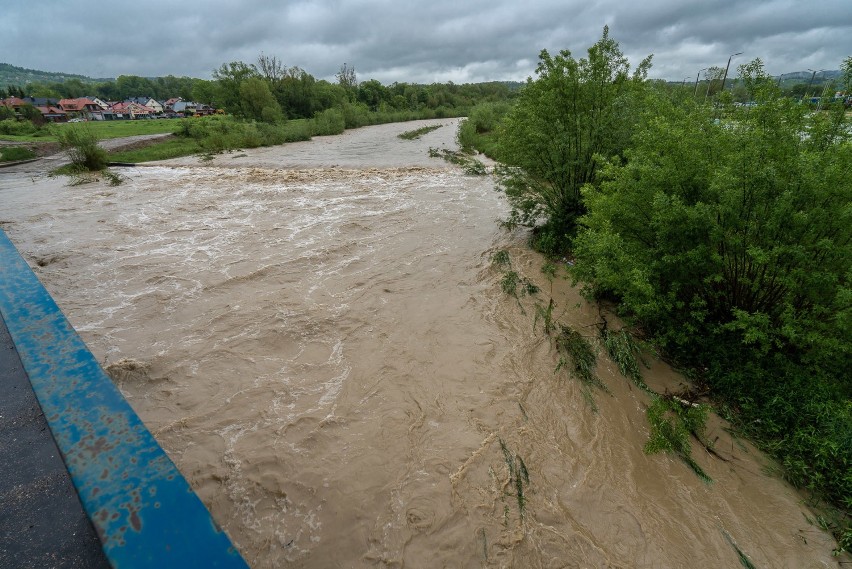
572, 61, 851, 542
57, 125, 108, 171
497, 27, 651, 253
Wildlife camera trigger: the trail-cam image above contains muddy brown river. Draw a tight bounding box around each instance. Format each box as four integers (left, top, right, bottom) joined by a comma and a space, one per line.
0, 119, 842, 567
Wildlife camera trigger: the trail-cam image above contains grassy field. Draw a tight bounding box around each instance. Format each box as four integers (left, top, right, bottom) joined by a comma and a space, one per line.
0, 146, 37, 162
0, 119, 181, 142
65, 119, 181, 139
109, 117, 316, 163
109, 137, 202, 162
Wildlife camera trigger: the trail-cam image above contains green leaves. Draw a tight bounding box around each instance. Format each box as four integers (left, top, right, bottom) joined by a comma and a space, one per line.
496, 28, 651, 252
56, 124, 108, 171
572, 59, 851, 542
645, 396, 712, 483
575, 80, 852, 365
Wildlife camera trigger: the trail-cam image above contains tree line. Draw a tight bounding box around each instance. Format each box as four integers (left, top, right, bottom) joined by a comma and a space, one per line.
1, 56, 520, 122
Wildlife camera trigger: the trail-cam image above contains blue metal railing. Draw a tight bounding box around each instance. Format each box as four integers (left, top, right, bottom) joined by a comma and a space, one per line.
0, 230, 248, 568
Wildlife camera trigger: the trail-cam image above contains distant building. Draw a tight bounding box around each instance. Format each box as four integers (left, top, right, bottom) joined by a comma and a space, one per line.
110, 101, 156, 119
126, 97, 164, 114
58, 98, 106, 120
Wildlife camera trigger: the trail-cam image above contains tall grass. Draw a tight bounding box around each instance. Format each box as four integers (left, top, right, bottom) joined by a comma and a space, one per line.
600, 328, 648, 390
645, 396, 712, 483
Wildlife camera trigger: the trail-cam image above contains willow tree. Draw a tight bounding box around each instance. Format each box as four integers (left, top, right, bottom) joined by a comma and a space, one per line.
573, 61, 851, 367
572, 61, 851, 520
497, 27, 651, 254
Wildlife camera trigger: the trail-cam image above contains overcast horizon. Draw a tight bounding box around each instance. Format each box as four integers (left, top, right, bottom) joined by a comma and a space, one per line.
2, 1, 849, 85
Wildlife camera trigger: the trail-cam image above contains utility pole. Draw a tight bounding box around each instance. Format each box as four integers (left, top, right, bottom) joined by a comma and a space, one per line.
720, 52, 743, 93
805, 69, 821, 101
705, 71, 715, 101
694, 68, 707, 97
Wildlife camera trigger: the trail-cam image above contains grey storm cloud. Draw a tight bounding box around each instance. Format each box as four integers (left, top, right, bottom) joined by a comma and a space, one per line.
2, 0, 849, 83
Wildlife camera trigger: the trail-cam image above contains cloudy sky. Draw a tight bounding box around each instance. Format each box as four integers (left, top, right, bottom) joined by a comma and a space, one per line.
2, 0, 849, 84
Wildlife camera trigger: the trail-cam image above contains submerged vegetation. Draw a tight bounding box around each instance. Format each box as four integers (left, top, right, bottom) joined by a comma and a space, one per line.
428, 147, 487, 175
600, 328, 647, 391
499, 438, 530, 518
398, 124, 442, 139
645, 396, 712, 483
52, 124, 126, 186
5, 29, 848, 557
483, 30, 851, 551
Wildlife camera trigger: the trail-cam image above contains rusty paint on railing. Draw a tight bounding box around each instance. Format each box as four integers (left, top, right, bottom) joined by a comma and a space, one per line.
0, 229, 247, 568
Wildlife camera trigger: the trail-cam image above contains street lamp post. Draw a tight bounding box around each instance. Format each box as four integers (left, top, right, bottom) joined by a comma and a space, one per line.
720, 52, 743, 93
694, 68, 708, 97
805, 69, 821, 101
705, 71, 716, 101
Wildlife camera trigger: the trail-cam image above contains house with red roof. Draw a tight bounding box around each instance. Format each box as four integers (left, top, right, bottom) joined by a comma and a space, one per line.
1, 96, 66, 122
35, 106, 67, 122
58, 98, 105, 120
110, 101, 156, 119
163, 97, 182, 111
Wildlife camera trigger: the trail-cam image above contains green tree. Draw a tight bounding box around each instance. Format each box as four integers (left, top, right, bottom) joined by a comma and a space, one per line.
191, 79, 218, 106
336, 62, 358, 96
496, 27, 651, 254
574, 62, 850, 364
212, 61, 259, 114
356, 79, 389, 111
701, 66, 725, 99
239, 77, 283, 122
256, 53, 287, 83
276, 67, 318, 118
571, 61, 851, 517
18, 103, 44, 125
113, 75, 155, 99
782, 82, 810, 98
59, 78, 88, 98
27, 83, 62, 99
312, 80, 349, 111
842, 55, 852, 93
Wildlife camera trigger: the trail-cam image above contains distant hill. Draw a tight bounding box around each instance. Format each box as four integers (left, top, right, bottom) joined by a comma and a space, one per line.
661, 69, 841, 86
775, 69, 841, 87
776, 70, 841, 81
0, 63, 112, 88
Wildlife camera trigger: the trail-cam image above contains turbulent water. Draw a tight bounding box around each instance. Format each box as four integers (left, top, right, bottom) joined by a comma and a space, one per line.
0, 119, 841, 567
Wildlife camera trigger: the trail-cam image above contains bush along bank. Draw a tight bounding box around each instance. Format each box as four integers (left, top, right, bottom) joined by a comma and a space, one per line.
53, 125, 125, 186
481, 30, 851, 554
569, 68, 851, 553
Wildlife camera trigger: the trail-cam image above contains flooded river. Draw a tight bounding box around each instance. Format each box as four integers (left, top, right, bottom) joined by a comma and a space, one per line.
0, 119, 841, 567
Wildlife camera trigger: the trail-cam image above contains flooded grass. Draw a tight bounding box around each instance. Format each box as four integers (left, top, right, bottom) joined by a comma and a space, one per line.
600, 327, 648, 390
645, 396, 712, 483
723, 530, 758, 569
397, 124, 442, 139
499, 438, 530, 519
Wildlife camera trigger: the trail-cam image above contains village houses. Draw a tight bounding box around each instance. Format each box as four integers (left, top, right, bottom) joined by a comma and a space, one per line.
1, 95, 218, 122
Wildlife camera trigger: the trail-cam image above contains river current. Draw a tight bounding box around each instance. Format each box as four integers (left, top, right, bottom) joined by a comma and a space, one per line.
0, 119, 840, 567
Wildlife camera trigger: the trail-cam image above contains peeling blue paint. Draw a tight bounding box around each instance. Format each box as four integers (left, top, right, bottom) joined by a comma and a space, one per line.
0, 230, 248, 568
